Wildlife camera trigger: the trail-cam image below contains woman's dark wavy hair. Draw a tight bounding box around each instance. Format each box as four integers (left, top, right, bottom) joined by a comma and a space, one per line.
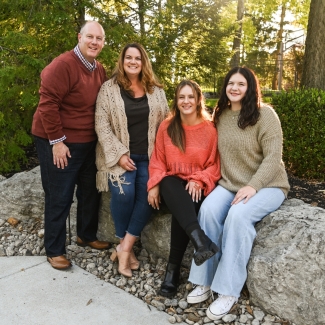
167, 80, 211, 152
214, 66, 261, 129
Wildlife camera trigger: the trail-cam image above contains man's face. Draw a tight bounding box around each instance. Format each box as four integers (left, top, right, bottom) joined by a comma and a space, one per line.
78, 22, 105, 63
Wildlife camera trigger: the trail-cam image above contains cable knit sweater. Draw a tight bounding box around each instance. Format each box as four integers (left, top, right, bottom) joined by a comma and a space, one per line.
95, 78, 169, 192
217, 106, 290, 196
147, 119, 221, 196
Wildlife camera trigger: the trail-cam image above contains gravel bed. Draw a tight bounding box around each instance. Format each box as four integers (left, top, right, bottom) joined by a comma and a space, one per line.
0, 217, 294, 325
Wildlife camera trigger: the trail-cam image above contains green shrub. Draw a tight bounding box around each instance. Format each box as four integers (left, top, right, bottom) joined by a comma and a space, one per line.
205, 99, 218, 109
0, 56, 41, 174
271, 88, 325, 180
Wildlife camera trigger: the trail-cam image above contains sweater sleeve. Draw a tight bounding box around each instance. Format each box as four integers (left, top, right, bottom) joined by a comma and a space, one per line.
37, 60, 71, 141
188, 128, 221, 196
147, 122, 168, 191
95, 82, 129, 167
160, 88, 170, 120
247, 108, 284, 191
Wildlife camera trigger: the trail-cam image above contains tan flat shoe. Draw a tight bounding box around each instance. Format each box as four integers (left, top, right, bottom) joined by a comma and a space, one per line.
129, 249, 140, 270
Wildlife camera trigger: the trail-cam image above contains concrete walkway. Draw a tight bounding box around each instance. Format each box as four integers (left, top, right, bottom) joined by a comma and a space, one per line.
0, 256, 177, 325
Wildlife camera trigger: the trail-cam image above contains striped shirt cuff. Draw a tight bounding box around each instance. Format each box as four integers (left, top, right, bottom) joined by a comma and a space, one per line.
49, 135, 66, 145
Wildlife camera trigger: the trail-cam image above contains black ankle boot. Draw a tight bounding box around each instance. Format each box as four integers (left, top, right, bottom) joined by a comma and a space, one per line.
188, 228, 219, 266
158, 263, 180, 298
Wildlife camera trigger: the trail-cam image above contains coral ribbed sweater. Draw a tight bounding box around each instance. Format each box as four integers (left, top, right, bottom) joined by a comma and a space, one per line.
148, 119, 221, 196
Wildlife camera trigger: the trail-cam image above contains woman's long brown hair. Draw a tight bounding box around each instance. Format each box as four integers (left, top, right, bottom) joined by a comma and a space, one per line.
167, 80, 211, 152
111, 43, 163, 94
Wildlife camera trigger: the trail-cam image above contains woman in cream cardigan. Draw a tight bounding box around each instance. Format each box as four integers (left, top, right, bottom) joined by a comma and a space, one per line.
95, 43, 169, 277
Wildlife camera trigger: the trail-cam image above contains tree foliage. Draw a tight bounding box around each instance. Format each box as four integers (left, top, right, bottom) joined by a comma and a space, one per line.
0, 0, 317, 174
226, 0, 310, 90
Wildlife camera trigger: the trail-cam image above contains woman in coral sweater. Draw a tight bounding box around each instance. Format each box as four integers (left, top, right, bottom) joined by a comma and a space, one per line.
147, 80, 221, 298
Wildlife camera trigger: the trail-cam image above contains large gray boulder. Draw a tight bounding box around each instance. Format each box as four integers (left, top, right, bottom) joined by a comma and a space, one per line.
97, 191, 118, 243
0, 167, 178, 258
0, 166, 77, 224
141, 205, 172, 261
0, 167, 45, 220
247, 198, 325, 325
98, 191, 193, 267
3, 167, 325, 325
97, 190, 173, 250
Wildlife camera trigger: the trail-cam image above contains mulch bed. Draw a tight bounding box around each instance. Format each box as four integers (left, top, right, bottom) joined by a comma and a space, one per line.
3, 143, 325, 209
286, 172, 325, 208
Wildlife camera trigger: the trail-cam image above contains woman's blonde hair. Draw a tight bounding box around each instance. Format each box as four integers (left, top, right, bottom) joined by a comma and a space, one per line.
111, 43, 163, 94
167, 80, 211, 152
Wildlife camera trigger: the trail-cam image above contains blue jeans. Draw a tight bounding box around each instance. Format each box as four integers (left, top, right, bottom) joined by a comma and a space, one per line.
188, 185, 285, 298
34, 136, 100, 257
108, 154, 153, 238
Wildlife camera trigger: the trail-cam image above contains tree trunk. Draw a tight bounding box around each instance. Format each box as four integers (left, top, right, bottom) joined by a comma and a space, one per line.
272, 2, 286, 90
301, 0, 325, 90
115, 0, 125, 24
138, 0, 145, 38
230, 0, 244, 68
75, 0, 85, 32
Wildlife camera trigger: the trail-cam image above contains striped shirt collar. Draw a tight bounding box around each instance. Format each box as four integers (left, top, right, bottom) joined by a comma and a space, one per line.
74, 45, 97, 72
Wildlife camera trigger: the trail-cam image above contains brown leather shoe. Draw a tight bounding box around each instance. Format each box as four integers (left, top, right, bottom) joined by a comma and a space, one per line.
47, 255, 72, 270
77, 237, 110, 250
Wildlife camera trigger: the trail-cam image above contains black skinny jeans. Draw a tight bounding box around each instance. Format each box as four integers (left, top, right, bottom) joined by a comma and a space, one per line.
160, 176, 205, 265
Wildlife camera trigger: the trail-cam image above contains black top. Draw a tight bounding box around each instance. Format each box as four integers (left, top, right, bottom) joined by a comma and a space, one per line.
120, 87, 149, 155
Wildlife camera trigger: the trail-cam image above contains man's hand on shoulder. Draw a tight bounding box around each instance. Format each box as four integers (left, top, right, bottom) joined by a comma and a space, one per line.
52, 142, 71, 169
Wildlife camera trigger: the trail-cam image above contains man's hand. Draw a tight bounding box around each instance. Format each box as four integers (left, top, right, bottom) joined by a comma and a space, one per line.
52, 142, 71, 169
231, 185, 257, 205
118, 154, 137, 171
148, 185, 160, 210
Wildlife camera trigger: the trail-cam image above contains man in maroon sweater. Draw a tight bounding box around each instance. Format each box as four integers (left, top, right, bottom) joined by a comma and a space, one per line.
32, 21, 109, 270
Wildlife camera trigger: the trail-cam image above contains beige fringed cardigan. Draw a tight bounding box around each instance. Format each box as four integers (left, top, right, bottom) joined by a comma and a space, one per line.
95, 78, 169, 192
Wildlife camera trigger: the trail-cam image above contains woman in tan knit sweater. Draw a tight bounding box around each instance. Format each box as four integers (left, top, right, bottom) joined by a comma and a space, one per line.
187, 67, 290, 320
95, 43, 169, 277
147, 80, 221, 298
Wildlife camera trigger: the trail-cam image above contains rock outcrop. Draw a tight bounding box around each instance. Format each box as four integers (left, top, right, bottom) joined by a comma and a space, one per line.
0, 166, 77, 224
96, 191, 117, 243
1, 167, 325, 325
0, 167, 45, 221
247, 198, 325, 325
98, 191, 193, 267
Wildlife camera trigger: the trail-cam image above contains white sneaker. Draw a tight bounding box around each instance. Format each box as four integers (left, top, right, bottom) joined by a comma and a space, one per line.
187, 285, 211, 304
206, 294, 237, 320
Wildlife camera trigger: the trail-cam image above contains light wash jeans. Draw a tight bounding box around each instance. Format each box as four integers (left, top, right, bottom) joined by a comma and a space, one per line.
188, 185, 285, 298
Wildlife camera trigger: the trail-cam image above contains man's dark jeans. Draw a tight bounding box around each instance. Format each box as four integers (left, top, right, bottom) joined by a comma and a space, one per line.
34, 136, 100, 257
